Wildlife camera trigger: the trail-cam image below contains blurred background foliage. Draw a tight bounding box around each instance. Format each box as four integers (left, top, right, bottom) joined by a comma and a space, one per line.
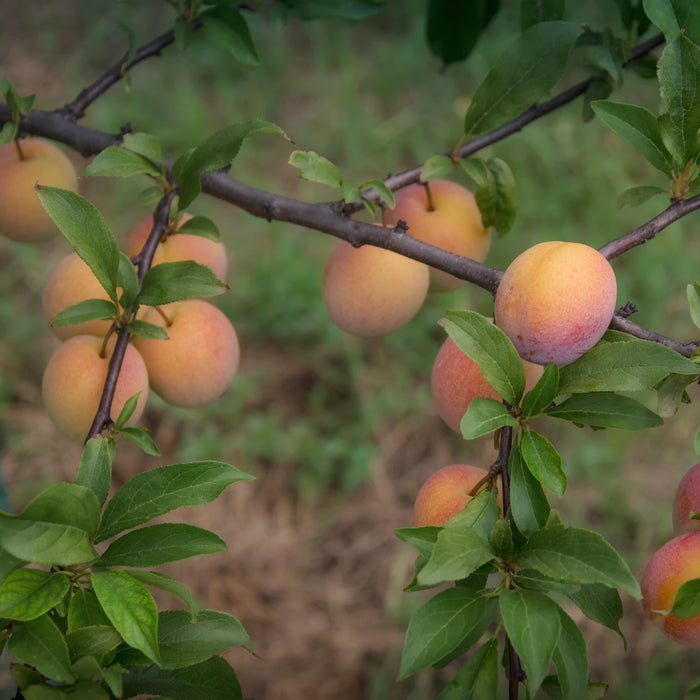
1, 1, 700, 698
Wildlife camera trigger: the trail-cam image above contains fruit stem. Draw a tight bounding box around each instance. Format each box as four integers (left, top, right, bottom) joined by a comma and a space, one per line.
99, 326, 116, 359
154, 305, 172, 327
422, 181, 435, 212
13, 138, 24, 161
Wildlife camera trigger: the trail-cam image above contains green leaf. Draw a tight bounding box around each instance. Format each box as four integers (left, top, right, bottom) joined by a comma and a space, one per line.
97, 523, 226, 568
200, 6, 261, 65
157, 609, 251, 669
280, 0, 383, 21
446, 488, 501, 541
138, 260, 227, 305
426, 0, 499, 66
68, 588, 111, 631
591, 101, 674, 174
0, 518, 96, 567
177, 215, 221, 241
443, 310, 526, 405
616, 185, 669, 208
121, 655, 243, 700
460, 397, 519, 440
657, 34, 700, 166
523, 363, 559, 417
473, 157, 517, 236
91, 570, 160, 665
10, 663, 42, 691
126, 571, 199, 621
394, 526, 440, 559
22, 482, 101, 537
121, 132, 163, 164
461, 156, 489, 186
686, 680, 700, 698
363, 178, 395, 209
437, 636, 499, 700
50, 299, 118, 331
489, 518, 514, 560
464, 21, 582, 136
553, 605, 589, 700
642, 0, 700, 42
65, 625, 123, 664
499, 588, 561, 696
398, 588, 497, 679
545, 392, 664, 430
0, 546, 25, 586
127, 319, 170, 340
288, 150, 343, 189
521, 430, 567, 496
672, 577, 700, 618
23, 680, 111, 699
417, 526, 495, 587
0, 569, 70, 621
509, 443, 551, 537
96, 461, 253, 543
518, 525, 641, 598
82, 146, 162, 179
1, 79, 35, 117
118, 251, 140, 310
688, 282, 700, 329
179, 121, 290, 209
420, 154, 457, 182
521, 0, 565, 29
8, 614, 76, 683
558, 335, 699, 394
567, 583, 625, 643
516, 568, 582, 597
0, 121, 17, 145
76, 437, 115, 508
582, 77, 614, 122
34, 188, 120, 303
119, 426, 161, 456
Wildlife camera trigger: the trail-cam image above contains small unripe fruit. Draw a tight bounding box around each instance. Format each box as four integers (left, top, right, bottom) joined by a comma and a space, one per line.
42, 253, 114, 339
42, 335, 149, 443
0, 138, 78, 243
133, 300, 239, 408
673, 463, 700, 534
322, 238, 429, 337
385, 180, 490, 293
431, 332, 544, 433
413, 464, 501, 527
125, 213, 228, 282
641, 531, 700, 646
494, 241, 617, 366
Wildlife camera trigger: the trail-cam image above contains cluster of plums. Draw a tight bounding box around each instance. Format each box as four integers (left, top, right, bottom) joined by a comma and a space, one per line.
0, 137, 239, 444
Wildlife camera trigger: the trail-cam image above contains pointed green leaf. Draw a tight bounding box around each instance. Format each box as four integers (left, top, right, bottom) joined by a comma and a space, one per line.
509, 443, 551, 537
8, 614, 75, 683
545, 392, 664, 430
444, 310, 525, 405
689, 282, 700, 329
96, 461, 253, 543
521, 430, 567, 496
567, 582, 625, 642
464, 21, 582, 136
177, 215, 221, 241
0, 546, 25, 586
127, 570, 199, 621
91, 570, 160, 665
34, 188, 120, 303
489, 517, 514, 560
50, 299, 118, 331
437, 636, 499, 700
76, 437, 115, 508
460, 397, 519, 440
672, 577, 700, 618
553, 605, 589, 700
121, 655, 243, 700
420, 154, 457, 182
417, 526, 495, 587
523, 363, 559, 417
83, 146, 162, 178
138, 260, 227, 305
157, 609, 251, 669
97, 523, 226, 568
179, 121, 290, 209
0, 569, 70, 621
364, 178, 395, 209
118, 251, 140, 310
500, 589, 561, 696
200, 6, 260, 66
518, 525, 641, 598
658, 34, 700, 166
591, 101, 674, 174
114, 393, 141, 431
398, 588, 497, 679
1, 79, 35, 117
288, 150, 343, 189
445, 488, 501, 541
474, 157, 517, 236
642, 0, 700, 42
394, 526, 440, 559
68, 588, 111, 632
65, 625, 123, 664
22, 482, 101, 537
119, 426, 161, 456
616, 185, 669, 208
122, 132, 163, 164
127, 319, 170, 340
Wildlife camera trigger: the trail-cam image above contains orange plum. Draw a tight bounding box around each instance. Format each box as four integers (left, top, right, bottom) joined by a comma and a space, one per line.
673, 463, 700, 534
494, 241, 617, 366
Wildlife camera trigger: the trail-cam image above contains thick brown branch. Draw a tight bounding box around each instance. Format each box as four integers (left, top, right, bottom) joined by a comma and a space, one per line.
610, 314, 700, 357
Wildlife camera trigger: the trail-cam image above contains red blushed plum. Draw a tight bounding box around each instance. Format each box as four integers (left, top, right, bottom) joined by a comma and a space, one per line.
494, 241, 617, 366
413, 464, 502, 527
641, 531, 700, 646
322, 238, 429, 337
673, 463, 700, 534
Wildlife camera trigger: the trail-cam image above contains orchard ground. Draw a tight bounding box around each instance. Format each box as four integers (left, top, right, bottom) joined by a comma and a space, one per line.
2, 3, 700, 698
